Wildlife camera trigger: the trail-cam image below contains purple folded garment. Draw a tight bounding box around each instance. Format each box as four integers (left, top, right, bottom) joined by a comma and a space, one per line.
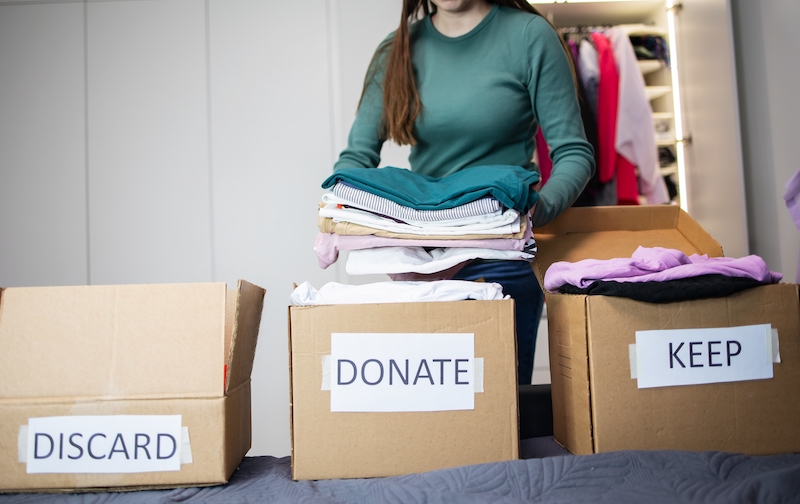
544, 246, 782, 292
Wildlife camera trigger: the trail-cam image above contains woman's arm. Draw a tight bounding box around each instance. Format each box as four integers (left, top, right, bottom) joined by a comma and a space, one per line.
526, 18, 596, 227
333, 37, 393, 171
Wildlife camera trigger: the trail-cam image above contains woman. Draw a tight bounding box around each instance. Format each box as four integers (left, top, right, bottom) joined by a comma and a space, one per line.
334, 0, 595, 384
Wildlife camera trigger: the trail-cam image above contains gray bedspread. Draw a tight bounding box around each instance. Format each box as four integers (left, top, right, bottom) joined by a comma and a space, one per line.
3, 438, 799, 503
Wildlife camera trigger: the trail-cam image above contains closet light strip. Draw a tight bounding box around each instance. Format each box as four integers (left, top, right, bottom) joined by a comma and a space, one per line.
666, 1, 688, 212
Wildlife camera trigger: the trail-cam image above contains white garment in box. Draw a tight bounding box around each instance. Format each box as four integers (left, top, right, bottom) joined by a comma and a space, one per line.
290, 280, 507, 306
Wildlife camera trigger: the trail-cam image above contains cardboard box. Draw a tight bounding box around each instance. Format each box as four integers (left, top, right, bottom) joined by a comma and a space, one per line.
0, 280, 265, 492
533, 206, 800, 455
289, 300, 519, 480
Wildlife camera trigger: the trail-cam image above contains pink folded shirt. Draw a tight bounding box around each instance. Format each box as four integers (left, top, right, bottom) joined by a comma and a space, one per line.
544, 246, 782, 292
314, 218, 533, 269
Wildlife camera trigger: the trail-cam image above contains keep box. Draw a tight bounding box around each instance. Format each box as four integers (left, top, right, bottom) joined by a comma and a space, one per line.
0, 280, 265, 492
533, 206, 800, 455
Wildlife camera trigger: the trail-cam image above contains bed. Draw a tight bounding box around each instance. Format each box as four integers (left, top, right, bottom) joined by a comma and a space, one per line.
1, 436, 799, 503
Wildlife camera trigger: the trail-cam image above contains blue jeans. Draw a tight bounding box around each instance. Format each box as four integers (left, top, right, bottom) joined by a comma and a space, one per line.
453, 260, 544, 385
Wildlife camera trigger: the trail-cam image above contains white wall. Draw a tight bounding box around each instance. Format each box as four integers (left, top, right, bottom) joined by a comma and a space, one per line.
0, 2, 88, 287
731, 0, 800, 283
0, 0, 405, 458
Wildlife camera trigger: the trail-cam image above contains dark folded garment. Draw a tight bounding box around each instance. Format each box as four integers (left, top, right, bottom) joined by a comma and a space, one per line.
558, 274, 770, 303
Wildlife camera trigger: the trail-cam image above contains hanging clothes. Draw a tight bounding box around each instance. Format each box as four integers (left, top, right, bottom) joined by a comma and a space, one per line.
591, 32, 639, 205
784, 168, 800, 283
606, 27, 670, 205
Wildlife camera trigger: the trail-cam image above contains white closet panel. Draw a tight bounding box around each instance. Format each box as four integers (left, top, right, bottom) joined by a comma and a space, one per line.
86, 0, 212, 284
0, 3, 88, 287
677, 0, 748, 257
208, 0, 336, 457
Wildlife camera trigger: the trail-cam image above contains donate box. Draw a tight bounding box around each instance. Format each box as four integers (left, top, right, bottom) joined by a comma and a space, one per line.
533, 206, 800, 456
288, 300, 518, 480
0, 280, 265, 492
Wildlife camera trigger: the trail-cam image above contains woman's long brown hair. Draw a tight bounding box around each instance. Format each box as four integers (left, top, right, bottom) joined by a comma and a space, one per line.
359, 0, 573, 146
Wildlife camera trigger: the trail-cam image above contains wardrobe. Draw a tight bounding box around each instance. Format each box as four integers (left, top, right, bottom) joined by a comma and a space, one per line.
531, 0, 748, 258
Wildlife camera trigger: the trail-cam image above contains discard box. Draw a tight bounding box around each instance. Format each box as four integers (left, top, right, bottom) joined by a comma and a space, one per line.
289, 300, 519, 480
533, 206, 800, 455
0, 280, 265, 492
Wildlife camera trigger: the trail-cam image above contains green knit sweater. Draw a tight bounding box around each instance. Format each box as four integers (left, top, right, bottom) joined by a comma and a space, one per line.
333, 4, 595, 226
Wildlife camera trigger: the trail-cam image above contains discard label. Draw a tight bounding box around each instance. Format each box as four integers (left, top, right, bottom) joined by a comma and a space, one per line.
330, 333, 475, 412
26, 415, 182, 474
634, 324, 774, 389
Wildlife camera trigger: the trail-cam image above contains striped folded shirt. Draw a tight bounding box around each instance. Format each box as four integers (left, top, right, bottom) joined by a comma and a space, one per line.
330, 182, 503, 223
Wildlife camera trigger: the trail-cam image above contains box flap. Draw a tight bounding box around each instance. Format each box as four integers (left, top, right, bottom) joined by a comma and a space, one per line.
0, 283, 227, 401
225, 280, 266, 393
532, 206, 723, 290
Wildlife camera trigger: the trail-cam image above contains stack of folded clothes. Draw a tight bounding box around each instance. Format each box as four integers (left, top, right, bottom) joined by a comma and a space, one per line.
315, 165, 540, 278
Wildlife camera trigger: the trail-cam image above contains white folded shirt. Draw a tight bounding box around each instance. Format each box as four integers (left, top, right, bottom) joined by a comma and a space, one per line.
345, 246, 535, 275
319, 204, 521, 236
323, 189, 504, 222
290, 280, 507, 306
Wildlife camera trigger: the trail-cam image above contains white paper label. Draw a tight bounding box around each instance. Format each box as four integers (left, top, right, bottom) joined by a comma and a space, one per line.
26, 415, 182, 474
330, 333, 475, 412
634, 324, 774, 389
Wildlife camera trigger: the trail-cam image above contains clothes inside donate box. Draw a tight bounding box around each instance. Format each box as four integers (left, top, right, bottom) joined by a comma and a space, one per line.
290, 280, 507, 306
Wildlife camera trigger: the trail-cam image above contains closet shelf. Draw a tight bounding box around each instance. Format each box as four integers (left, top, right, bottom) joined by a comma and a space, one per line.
660, 164, 678, 176
638, 60, 665, 75
618, 23, 668, 37
656, 137, 677, 147
646, 85, 671, 101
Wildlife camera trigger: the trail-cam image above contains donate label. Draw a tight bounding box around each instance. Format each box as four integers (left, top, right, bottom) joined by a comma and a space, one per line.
634, 324, 774, 389
330, 333, 475, 412
26, 415, 182, 474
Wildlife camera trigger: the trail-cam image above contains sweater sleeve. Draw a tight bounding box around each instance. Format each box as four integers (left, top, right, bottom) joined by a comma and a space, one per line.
527, 18, 596, 227
333, 37, 392, 171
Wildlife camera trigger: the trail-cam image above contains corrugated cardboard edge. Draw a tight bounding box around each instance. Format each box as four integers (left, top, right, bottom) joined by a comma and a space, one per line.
676, 210, 724, 257
287, 304, 297, 480
547, 294, 594, 455
226, 280, 266, 394
224, 379, 252, 479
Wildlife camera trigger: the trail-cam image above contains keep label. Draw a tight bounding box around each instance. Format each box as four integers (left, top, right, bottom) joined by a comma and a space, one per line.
633, 324, 774, 389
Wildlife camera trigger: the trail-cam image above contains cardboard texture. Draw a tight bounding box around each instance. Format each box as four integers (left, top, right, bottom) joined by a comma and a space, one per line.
534, 206, 800, 456
0, 280, 265, 492
289, 300, 519, 480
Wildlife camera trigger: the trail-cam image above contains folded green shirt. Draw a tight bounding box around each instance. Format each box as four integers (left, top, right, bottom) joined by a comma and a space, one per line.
322, 165, 539, 213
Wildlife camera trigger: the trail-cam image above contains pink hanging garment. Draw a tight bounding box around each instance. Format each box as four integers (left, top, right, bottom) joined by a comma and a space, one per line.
591, 32, 618, 185
784, 168, 800, 283
592, 32, 639, 205
535, 128, 552, 185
